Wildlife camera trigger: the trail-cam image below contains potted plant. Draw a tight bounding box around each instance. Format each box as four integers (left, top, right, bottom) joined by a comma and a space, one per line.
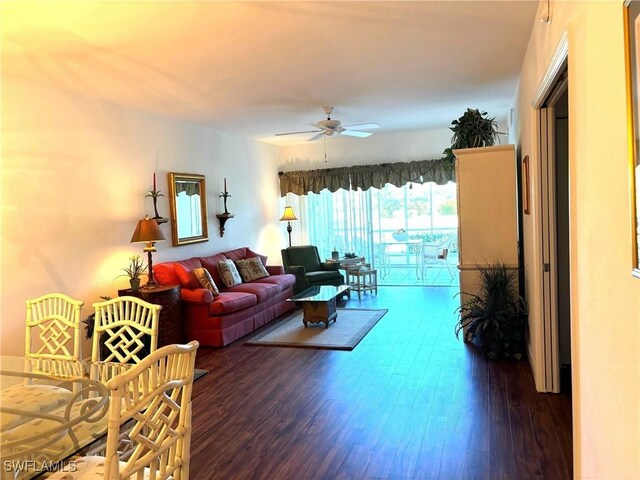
118, 254, 147, 290
449, 108, 500, 150
454, 260, 528, 360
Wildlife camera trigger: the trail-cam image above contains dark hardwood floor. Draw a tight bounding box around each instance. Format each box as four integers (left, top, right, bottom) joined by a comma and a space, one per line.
190, 287, 572, 480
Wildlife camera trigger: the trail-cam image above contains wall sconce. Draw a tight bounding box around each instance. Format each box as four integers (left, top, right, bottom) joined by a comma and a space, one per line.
279, 206, 298, 247
130, 215, 165, 288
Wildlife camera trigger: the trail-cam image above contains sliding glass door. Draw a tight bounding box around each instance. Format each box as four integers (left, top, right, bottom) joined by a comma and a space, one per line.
282, 181, 458, 286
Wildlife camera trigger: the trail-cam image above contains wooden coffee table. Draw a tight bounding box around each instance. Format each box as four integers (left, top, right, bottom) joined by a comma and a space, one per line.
288, 285, 350, 328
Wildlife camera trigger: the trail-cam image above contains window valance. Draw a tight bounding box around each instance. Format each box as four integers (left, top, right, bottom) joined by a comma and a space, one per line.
279, 158, 454, 196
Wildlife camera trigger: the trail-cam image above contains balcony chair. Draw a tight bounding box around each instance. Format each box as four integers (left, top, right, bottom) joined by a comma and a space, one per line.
421, 236, 454, 279
1, 293, 85, 431
48, 341, 199, 480
281, 245, 346, 295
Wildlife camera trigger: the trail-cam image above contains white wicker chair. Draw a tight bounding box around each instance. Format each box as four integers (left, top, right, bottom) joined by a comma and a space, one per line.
90, 296, 161, 384
1, 293, 84, 431
421, 236, 454, 279
48, 341, 199, 480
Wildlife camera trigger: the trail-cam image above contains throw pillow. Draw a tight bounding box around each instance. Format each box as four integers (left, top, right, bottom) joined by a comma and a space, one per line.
247, 248, 268, 266
217, 259, 242, 288
193, 267, 220, 296
236, 257, 270, 282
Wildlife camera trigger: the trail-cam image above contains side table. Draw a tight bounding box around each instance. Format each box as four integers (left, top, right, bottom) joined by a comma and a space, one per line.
346, 268, 378, 300
118, 285, 182, 347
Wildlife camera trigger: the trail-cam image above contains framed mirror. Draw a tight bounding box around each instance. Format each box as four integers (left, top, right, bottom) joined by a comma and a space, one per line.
624, 0, 640, 278
168, 173, 208, 247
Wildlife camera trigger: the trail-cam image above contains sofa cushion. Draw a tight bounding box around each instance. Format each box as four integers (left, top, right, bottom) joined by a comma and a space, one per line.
247, 248, 268, 266
235, 258, 269, 282
252, 274, 296, 293
225, 282, 280, 303
217, 259, 242, 288
193, 267, 219, 296
200, 253, 227, 287
174, 259, 203, 289
209, 291, 257, 315
154, 263, 180, 286
222, 247, 250, 263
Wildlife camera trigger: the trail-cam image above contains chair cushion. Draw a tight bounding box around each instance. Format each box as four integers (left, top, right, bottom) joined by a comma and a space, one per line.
285, 246, 321, 272
306, 270, 343, 282
235, 258, 269, 282
0, 384, 73, 431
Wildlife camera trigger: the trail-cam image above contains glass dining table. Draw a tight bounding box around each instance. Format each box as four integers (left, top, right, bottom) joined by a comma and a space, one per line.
0, 356, 111, 479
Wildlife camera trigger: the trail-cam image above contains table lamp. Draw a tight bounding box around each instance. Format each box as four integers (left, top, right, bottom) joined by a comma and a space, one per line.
130, 215, 166, 288
279, 206, 298, 247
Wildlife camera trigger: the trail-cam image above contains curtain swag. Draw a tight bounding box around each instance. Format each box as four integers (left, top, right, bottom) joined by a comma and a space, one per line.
279, 158, 454, 196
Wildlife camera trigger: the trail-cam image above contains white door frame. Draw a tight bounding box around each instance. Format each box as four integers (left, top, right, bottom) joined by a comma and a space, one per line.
530, 32, 568, 393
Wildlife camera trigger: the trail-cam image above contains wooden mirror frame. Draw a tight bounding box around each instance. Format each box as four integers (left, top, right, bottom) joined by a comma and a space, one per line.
168, 173, 209, 247
624, 0, 640, 278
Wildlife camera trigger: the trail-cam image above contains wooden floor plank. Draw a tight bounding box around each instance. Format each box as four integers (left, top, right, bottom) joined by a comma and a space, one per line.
188, 286, 572, 479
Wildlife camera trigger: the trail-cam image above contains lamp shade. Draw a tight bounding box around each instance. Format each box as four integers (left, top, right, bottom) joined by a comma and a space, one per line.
279, 206, 298, 222
130, 215, 166, 243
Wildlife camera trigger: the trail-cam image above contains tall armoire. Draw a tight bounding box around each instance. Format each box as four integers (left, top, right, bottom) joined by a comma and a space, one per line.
454, 144, 519, 303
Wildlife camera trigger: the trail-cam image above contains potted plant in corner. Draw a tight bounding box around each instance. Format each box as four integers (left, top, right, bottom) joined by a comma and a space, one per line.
455, 260, 528, 360
118, 254, 147, 291
449, 108, 500, 150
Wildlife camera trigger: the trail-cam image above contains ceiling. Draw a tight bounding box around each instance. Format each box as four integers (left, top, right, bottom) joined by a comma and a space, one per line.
1, 1, 539, 145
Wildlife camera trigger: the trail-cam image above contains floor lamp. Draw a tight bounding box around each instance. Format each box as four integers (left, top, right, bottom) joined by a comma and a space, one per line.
279, 206, 298, 247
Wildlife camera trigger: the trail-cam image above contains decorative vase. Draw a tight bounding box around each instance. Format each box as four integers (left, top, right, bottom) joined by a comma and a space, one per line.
129, 278, 141, 291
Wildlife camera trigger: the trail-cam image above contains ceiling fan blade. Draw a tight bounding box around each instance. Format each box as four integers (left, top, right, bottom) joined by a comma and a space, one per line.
275, 129, 322, 136
307, 132, 325, 142
342, 123, 380, 130
341, 130, 373, 138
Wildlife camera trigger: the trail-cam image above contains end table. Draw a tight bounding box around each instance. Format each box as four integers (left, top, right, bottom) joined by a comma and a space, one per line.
117, 284, 182, 347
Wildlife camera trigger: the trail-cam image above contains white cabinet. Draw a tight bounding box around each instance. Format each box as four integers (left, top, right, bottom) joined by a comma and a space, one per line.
454, 145, 518, 300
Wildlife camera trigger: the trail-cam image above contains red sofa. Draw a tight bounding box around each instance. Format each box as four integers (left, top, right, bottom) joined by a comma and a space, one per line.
154, 247, 296, 347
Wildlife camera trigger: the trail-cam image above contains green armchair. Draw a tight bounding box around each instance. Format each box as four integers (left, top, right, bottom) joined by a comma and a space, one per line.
281, 245, 346, 295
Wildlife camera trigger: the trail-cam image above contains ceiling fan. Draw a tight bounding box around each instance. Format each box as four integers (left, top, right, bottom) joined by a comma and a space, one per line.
275, 106, 380, 141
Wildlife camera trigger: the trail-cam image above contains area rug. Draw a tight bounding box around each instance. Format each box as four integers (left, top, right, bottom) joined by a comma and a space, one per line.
245, 308, 387, 351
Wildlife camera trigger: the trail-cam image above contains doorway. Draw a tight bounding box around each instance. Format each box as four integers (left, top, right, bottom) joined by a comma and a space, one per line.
538, 65, 571, 394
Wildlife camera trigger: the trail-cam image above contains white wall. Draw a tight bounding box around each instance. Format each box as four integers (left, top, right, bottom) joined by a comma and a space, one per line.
516, 1, 640, 477
0, 77, 282, 356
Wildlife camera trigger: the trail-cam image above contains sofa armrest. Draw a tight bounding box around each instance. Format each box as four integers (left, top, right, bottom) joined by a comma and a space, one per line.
320, 262, 340, 271
266, 265, 285, 275
181, 288, 214, 303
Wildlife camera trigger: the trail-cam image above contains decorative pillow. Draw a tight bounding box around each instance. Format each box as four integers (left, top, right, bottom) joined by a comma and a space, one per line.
193, 267, 220, 296
217, 259, 242, 288
247, 248, 268, 266
235, 257, 270, 282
